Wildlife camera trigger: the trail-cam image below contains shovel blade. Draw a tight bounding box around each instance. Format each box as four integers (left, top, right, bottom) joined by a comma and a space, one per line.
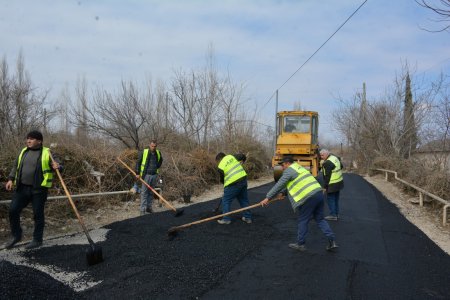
86, 244, 103, 266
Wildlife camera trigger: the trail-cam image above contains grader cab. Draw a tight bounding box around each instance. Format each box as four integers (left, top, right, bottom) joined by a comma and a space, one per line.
272, 111, 320, 181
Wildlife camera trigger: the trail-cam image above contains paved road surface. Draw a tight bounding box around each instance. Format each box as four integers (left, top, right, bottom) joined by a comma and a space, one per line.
1, 173, 449, 299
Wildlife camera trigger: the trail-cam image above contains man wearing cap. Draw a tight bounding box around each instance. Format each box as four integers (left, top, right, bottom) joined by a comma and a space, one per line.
4, 130, 61, 250
260, 156, 338, 252
215, 152, 252, 224
135, 139, 163, 215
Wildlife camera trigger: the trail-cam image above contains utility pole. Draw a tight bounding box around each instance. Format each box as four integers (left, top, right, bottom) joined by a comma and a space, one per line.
274, 89, 278, 152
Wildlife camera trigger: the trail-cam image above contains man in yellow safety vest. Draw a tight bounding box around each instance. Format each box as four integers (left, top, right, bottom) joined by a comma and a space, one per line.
260, 156, 338, 252
4, 130, 61, 250
319, 149, 344, 221
135, 139, 163, 215
216, 152, 252, 225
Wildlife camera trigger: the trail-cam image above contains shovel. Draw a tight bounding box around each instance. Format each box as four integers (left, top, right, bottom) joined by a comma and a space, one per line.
117, 157, 184, 217
167, 196, 284, 239
50, 153, 103, 266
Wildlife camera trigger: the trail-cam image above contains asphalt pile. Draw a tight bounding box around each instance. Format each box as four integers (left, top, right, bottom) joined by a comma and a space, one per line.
2, 175, 450, 299
0, 260, 80, 299
3, 184, 282, 299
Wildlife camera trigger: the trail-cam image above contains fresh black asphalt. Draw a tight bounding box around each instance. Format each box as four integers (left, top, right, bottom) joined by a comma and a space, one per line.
1, 173, 449, 299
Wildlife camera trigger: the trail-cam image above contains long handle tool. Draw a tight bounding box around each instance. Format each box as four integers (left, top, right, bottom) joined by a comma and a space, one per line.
167, 196, 283, 239
50, 153, 103, 266
117, 157, 184, 217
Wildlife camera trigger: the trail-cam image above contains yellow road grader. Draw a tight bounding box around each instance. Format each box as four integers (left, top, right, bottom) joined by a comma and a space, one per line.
272, 111, 320, 181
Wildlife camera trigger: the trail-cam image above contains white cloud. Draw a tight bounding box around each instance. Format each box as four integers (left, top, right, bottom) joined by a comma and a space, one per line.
1, 0, 449, 142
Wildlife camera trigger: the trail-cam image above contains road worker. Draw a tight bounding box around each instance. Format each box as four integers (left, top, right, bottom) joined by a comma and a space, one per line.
135, 139, 163, 215
216, 152, 252, 224
260, 156, 338, 252
4, 130, 61, 250
319, 149, 344, 221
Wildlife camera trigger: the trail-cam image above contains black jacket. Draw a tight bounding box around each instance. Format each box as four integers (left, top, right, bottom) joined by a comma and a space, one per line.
321, 155, 344, 193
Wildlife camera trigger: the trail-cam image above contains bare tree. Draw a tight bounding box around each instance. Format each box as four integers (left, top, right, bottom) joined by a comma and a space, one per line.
416, 0, 450, 32
70, 80, 155, 149
169, 46, 243, 150
0, 52, 49, 145
74, 76, 89, 143
333, 64, 434, 171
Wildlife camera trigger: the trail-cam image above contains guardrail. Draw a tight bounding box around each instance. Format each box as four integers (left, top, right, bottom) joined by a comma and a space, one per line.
0, 188, 163, 204
372, 168, 449, 226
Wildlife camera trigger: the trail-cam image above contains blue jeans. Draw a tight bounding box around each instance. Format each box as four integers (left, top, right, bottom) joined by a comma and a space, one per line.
222, 179, 251, 221
326, 191, 340, 217
140, 174, 158, 211
132, 182, 141, 193
297, 191, 335, 245
9, 185, 47, 242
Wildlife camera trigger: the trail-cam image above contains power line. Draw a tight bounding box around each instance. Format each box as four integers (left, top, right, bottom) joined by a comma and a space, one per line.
260, 0, 369, 112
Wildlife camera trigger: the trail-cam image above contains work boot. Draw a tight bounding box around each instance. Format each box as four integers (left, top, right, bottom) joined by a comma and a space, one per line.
25, 240, 42, 250
241, 217, 252, 224
288, 243, 307, 251
217, 219, 231, 225
146, 207, 153, 214
326, 240, 339, 251
5, 237, 21, 250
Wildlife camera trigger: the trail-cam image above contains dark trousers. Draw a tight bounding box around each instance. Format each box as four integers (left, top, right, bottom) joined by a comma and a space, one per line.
9, 185, 48, 242
222, 179, 251, 221
297, 191, 335, 245
326, 191, 340, 217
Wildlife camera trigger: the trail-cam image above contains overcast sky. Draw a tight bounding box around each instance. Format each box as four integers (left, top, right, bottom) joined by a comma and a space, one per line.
1, 0, 449, 143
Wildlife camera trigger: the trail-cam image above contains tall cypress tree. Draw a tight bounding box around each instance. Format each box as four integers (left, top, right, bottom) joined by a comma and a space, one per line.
403, 72, 418, 158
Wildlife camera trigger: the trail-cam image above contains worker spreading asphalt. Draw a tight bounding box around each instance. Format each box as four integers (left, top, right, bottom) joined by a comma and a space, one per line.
1, 173, 450, 299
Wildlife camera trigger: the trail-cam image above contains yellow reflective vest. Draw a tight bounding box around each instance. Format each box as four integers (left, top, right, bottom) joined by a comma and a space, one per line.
139, 149, 162, 177
218, 155, 247, 187
15, 147, 53, 188
286, 163, 322, 204
324, 155, 343, 185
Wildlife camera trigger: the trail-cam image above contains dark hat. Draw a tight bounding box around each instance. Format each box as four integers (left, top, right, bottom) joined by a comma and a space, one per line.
235, 153, 247, 162
26, 130, 43, 141
279, 156, 294, 165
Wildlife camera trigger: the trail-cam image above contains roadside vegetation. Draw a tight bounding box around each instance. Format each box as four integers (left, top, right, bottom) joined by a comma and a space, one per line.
0, 50, 272, 226
332, 63, 450, 203
0, 49, 448, 229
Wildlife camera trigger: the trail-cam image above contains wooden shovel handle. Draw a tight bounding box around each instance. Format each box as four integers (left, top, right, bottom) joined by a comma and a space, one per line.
117, 157, 177, 212
170, 196, 284, 232
49, 152, 95, 245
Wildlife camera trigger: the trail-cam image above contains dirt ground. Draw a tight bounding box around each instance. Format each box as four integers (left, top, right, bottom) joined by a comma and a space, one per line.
1, 173, 449, 255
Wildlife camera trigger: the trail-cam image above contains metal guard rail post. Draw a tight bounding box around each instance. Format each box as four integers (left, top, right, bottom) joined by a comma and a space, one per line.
372, 168, 449, 226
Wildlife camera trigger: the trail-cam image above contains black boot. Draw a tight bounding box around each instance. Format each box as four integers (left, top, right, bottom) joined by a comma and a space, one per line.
326, 240, 338, 251
5, 237, 21, 249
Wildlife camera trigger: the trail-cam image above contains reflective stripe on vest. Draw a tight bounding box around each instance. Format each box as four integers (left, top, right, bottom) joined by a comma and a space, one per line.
140, 149, 161, 176
218, 155, 247, 187
325, 155, 343, 185
15, 147, 53, 188
286, 163, 322, 203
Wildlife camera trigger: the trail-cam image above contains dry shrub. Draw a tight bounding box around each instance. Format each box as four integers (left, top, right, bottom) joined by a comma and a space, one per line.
159, 149, 217, 201
0, 133, 272, 225
371, 155, 449, 201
